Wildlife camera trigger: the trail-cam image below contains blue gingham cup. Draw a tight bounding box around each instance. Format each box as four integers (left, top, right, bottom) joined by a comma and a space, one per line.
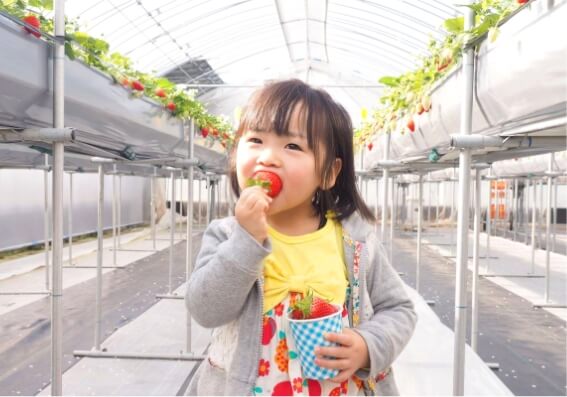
288, 306, 343, 380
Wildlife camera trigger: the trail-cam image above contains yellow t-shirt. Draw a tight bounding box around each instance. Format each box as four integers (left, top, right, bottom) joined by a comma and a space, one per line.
262, 215, 348, 313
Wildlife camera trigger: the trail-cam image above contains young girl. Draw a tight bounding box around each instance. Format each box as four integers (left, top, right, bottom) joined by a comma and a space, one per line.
186, 79, 416, 396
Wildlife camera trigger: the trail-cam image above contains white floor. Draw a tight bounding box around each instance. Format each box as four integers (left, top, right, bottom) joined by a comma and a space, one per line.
4, 220, 565, 395
420, 227, 567, 321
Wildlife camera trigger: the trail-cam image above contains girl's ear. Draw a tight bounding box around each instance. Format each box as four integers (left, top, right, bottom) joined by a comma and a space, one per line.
322, 158, 342, 190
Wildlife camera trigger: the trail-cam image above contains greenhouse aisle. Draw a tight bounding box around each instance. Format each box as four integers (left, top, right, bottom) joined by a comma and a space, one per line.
393, 227, 566, 396
0, 230, 202, 396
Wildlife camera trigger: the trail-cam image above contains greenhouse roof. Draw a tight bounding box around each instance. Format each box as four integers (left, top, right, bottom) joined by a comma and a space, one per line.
65, 0, 460, 125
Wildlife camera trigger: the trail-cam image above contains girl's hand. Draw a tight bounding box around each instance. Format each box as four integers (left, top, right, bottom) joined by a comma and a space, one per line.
314, 328, 370, 383
235, 185, 272, 244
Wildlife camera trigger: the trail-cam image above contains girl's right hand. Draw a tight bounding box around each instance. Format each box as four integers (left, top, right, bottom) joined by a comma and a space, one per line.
235, 186, 272, 244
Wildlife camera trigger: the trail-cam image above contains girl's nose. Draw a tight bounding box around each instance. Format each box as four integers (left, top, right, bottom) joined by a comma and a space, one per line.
257, 148, 281, 167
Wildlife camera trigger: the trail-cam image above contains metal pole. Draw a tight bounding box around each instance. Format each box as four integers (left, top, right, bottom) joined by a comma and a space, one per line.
51, 2, 65, 393
390, 177, 396, 265
544, 155, 553, 302
118, 175, 122, 247
453, 5, 474, 394
151, 168, 156, 250
44, 155, 50, 291
531, 178, 537, 274
416, 174, 423, 293
552, 177, 557, 252
381, 133, 391, 239
112, 166, 117, 266
471, 169, 481, 352
374, 178, 379, 232
512, 178, 519, 241
525, 178, 530, 245
168, 170, 176, 295
198, 179, 202, 226
68, 172, 73, 265
436, 181, 440, 224
94, 164, 104, 351
486, 176, 492, 274
537, 179, 543, 246
179, 170, 184, 239
186, 121, 195, 352
428, 176, 432, 223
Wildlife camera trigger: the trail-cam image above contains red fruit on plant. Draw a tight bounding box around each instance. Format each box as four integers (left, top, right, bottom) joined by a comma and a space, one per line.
367, 142, 373, 151
121, 78, 130, 87
155, 88, 166, 98
417, 103, 425, 115
200, 127, 209, 138
131, 80, 144, 91
517, 0, 528, 4
22, 15, 41, 38
246, 171, 283, 198
166, 102, 176, 112
407, 118, 416, 133
212, 128, 219, 137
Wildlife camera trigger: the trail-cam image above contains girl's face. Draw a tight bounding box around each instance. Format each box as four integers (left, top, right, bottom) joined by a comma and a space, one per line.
235, 107, 322, 218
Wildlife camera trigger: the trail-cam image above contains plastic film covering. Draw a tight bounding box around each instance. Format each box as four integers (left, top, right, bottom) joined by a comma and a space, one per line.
0, 16, 226, 174
364, 1, 567, 170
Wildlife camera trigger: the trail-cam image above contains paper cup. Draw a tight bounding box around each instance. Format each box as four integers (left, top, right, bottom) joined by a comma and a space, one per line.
288, 306, 343, 380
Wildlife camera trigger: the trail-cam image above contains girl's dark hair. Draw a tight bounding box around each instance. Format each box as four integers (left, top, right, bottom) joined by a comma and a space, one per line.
229, 79, 375, 223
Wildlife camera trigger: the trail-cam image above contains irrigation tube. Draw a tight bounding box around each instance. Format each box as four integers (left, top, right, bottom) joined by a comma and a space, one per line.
453, 4, 474, 394
51, 1, 65, 393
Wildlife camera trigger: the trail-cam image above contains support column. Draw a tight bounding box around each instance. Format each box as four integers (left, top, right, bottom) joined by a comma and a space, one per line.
471, 169, 481, 352
416, 174, 423, 293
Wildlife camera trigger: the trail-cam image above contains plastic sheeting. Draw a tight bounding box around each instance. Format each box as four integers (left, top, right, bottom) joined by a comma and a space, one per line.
364, 0, 567, 170
0, 16, 227, 174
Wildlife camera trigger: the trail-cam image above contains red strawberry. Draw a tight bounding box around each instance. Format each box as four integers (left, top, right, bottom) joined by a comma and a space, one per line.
310, 297, 338, 319
166, 102, 176, 112
22, 15, 41, 38
201, 127, 209, 138
246, 171, 282, 198
155, 88, 166, 98
289, 290, 338, 320
367, 142, 373, 151
417, 103, 425, 115
517, 0, 528, 3
212, 128, 219, 137
131, 80, 144, 91
407, 117, 415, 133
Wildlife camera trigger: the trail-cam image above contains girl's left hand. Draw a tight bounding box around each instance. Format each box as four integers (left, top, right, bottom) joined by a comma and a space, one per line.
314, 328, 370, 383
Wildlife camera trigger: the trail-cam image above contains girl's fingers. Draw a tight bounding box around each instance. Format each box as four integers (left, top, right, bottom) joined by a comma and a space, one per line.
314, 357, 350, 371
314, 345, 350, 359
324, 331, 354, 347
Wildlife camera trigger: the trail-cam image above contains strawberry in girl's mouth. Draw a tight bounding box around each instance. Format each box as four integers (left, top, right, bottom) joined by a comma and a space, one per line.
246, 171, 283, 198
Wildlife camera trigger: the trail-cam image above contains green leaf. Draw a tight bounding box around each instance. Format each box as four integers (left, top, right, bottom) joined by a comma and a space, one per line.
378, 76, 400, 88
64, 42, 75, 60
28, 0, 42, 7
444, 17, 464, 34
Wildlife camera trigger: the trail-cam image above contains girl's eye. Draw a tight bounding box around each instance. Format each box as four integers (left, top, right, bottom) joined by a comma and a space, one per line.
248, 137, 262, 144
286, 143, 302, 151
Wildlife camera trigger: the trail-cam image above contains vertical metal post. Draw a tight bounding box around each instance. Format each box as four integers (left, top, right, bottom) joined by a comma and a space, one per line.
186, 121, 195, 352
513, 179, 518, 241
168, 170, 176, 295
151, 168, 156, 250
179, 170, 184, 239
198, 178, 203, 226
531, 178, 537, 274
94, 164, 104, 351
544, 155, 553, 302
381, 134, 391, 239
51, 2, 65, 393
112, 166, 117, 266
453, 5, 474, 394
486, 176, 492, 274
552, 177, 557, 252
68, 172, 73, 265
471, 169, 481, 352
416, 174, 423, 293
427, 176, 432, 223
44, 155, 50, 290
118, 175, 122, 247
390, 177, 397, 265
436, 181, 440, 224
537, 179, 543, 245
525, 178, 530, 245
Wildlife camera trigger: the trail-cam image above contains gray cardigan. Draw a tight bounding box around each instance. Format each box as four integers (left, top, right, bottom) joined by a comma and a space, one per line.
185, 213, 416, 395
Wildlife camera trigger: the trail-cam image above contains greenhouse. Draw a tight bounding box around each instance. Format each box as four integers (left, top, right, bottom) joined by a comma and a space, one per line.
0, 0, 565, 396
